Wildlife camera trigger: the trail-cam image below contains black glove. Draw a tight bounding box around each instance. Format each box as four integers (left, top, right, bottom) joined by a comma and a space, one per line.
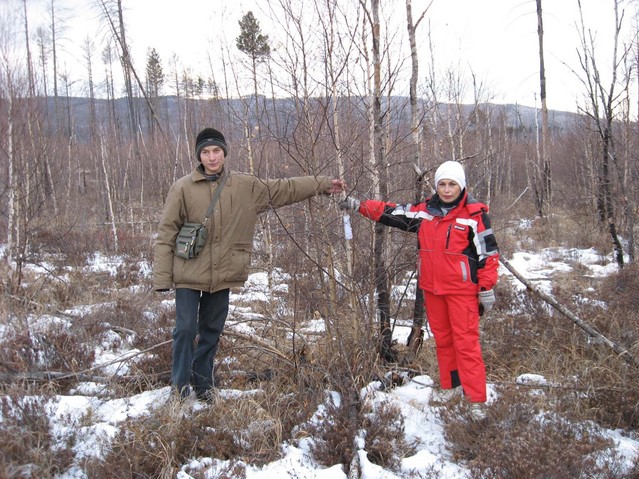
478, 289, 495, 315
339, 197, 360, 212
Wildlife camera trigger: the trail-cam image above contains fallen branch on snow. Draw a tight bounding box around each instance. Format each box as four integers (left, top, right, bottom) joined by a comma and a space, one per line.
499, 256, 639, 369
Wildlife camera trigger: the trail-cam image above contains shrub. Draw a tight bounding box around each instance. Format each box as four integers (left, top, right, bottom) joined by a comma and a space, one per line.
442, 387, 628, 479
361, 399, 415, 470
0, 394, 75, 478
306, 393, 359, 468
0, 321, 95, 384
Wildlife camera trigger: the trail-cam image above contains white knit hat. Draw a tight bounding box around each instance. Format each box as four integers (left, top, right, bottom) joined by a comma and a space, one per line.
434, 161, 466, 189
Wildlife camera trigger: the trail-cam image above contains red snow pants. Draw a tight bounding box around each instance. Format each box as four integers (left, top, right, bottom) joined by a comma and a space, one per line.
424, 291, 487, 403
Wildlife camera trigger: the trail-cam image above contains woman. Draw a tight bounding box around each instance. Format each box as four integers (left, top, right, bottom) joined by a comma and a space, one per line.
340, 161, 499, 417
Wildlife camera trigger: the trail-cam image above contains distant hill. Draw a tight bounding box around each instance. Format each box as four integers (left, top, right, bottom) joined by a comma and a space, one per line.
40, 95, 583, 143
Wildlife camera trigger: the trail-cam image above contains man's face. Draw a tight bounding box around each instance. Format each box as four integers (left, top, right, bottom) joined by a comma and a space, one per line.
200, 145, 225, 175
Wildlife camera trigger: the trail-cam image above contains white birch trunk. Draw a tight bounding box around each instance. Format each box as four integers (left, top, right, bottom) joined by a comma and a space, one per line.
5, 94, 15, 271
99, 134, 119, 252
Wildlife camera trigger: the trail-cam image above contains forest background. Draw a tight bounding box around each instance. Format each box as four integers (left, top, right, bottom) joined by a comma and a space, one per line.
2, 0, 637, 292
1, 0, 639, 477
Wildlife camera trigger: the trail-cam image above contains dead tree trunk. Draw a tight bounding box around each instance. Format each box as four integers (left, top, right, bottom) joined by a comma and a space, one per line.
536, 0, 552, 216
404, 0, 431, 362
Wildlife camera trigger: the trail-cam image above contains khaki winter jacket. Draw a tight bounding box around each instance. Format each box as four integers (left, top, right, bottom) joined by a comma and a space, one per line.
152, 166, 333, 293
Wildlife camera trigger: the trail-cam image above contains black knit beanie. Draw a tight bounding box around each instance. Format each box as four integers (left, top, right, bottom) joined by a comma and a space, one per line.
195, 128, 228, 160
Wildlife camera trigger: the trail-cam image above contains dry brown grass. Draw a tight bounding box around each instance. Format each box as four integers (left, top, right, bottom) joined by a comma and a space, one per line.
442, 387, 627, 479
3, 212, 639, 477
436, 210, 639, 477
0, 392, 75, 478
481, 252, 639, 431
84, 384, 315, 476
0, 315, 98, 396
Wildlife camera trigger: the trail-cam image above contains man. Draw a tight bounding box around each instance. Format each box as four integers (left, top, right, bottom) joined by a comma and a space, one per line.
153, 127, 345, 400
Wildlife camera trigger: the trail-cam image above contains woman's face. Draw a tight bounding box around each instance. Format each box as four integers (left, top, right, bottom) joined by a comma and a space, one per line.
436, 179, 462, 203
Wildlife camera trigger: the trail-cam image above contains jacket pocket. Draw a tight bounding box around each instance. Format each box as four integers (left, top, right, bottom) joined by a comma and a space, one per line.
225, 243, 252, 282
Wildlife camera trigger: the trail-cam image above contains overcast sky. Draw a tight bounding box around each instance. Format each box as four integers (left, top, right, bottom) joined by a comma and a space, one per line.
13, 0, 633, 113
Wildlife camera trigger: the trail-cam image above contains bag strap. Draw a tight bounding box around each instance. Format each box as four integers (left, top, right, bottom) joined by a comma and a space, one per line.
202, 173, 228, 225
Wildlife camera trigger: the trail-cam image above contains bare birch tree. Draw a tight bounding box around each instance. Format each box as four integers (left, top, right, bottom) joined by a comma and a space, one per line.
264, 0, 340, 344
0, 51, 18, 290
98, 130, 119, 252
316, 0, 361, 337
575, 0, 631, 268
404, 0, 431, 361
361, 0, 393, 361
22, 0, 58, 215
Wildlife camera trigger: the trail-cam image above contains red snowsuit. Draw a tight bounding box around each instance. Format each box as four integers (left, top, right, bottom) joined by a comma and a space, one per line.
358, 190, 499, 402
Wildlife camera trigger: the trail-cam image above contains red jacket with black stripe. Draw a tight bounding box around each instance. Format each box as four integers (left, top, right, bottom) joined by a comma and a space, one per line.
357, 191, 499, 296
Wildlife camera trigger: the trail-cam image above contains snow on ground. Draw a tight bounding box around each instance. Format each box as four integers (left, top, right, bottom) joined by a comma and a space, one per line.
505, 247, 621, 292
4, 245, 639, 478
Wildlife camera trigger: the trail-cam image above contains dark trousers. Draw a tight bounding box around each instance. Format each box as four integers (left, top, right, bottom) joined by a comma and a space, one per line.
172, 288, 230, 398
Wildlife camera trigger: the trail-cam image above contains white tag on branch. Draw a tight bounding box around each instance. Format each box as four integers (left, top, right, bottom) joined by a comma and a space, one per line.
343, 214, 353, 240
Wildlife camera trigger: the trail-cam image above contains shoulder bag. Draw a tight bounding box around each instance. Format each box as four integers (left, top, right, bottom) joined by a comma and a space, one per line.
175, 175, 227, 259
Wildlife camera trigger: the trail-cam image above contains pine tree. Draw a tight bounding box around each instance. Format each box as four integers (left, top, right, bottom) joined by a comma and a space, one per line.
145, 48, 164, 98
236, 11, 271, 64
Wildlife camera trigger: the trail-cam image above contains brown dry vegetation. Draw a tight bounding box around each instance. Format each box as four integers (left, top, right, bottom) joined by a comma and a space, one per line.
2, 0, 638, 476
1, 212, 639, 478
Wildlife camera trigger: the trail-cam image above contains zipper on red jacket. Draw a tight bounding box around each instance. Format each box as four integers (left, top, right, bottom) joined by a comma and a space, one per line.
445, 224, 452, 249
